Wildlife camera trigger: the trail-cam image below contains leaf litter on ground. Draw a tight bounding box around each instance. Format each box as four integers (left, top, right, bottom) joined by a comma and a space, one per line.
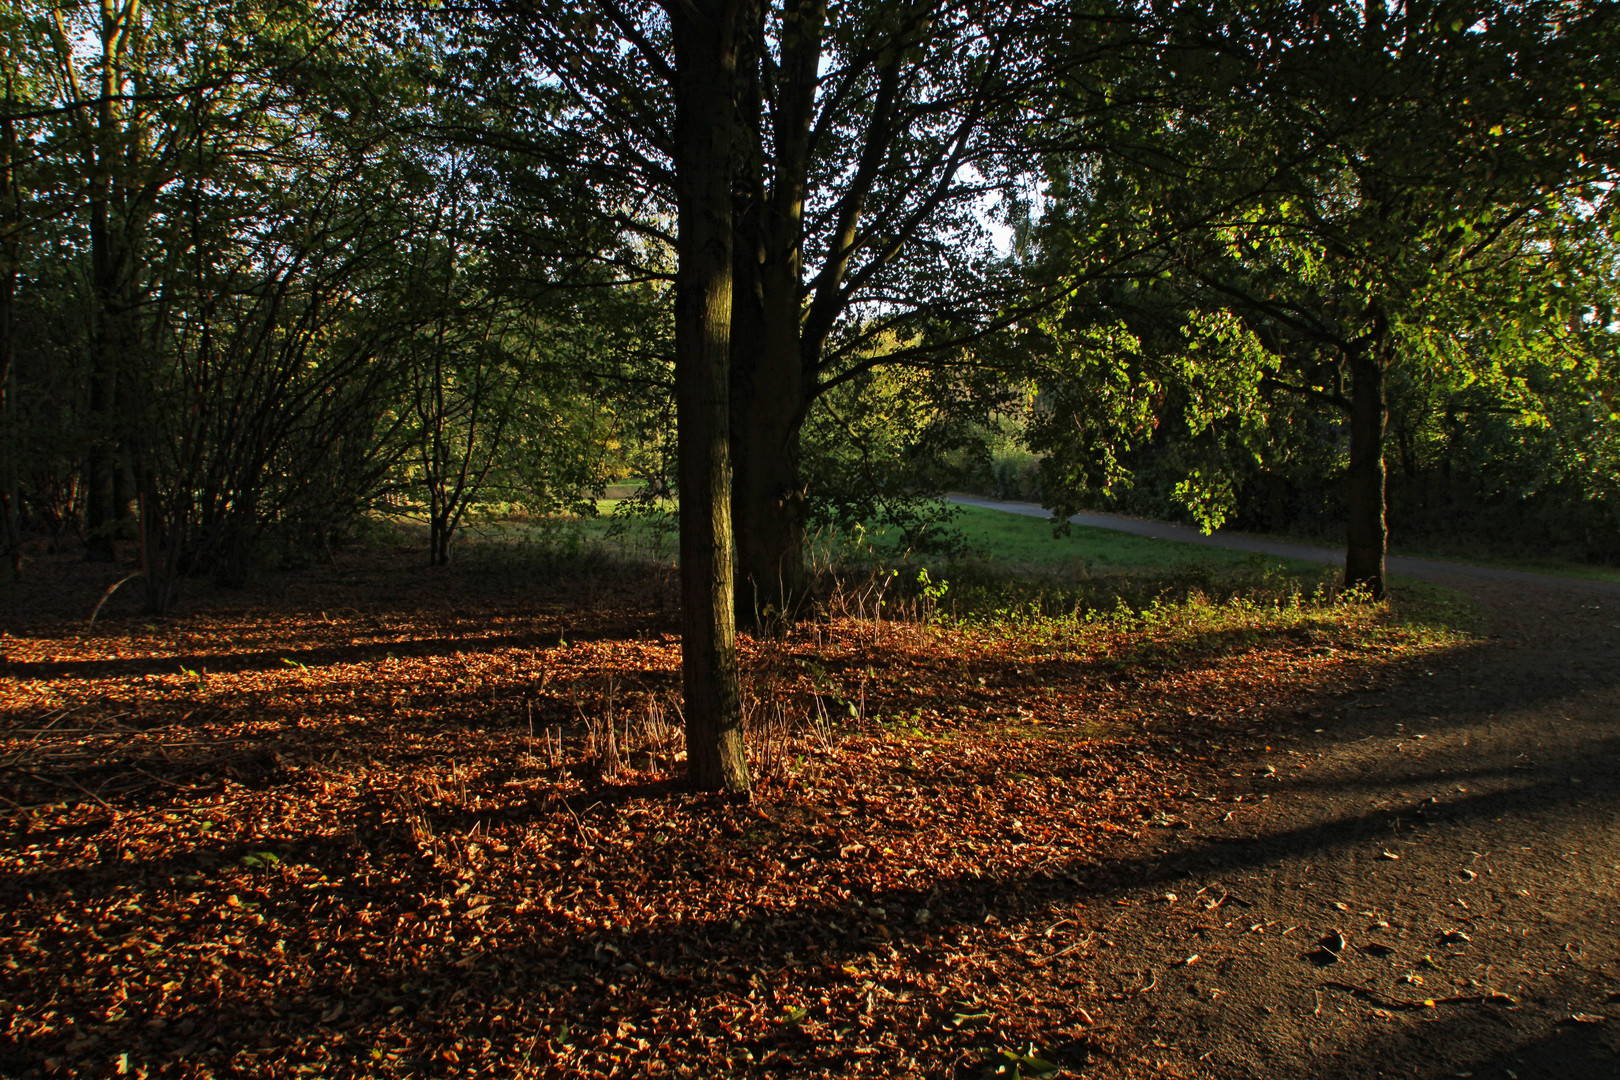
0, 544, 1466, 1078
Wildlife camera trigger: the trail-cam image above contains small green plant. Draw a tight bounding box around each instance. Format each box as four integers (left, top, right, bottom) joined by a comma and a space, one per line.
802, 660, 864, 724
979, 1045, 1062, 1078
916, 567, 950, 622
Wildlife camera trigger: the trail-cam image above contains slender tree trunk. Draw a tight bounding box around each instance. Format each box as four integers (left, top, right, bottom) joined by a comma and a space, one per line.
673, 0, 750, 794
428, 471, 444, 566
140, 492, 182, 615
84, 186, 121, 560
0, 305, 16, 585
85, 208, 141, 558
0, 92, 20, 583
431, 515, 452, 566
1344, 340, 1388, 598
83, 6, 141, 562
115, 432, 138, 521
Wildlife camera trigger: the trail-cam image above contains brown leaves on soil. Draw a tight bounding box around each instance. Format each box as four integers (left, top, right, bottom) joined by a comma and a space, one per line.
0, 548, 1454, 1078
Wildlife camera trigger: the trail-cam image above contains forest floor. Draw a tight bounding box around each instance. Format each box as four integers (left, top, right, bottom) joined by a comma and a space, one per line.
0, 534, 1616, 1080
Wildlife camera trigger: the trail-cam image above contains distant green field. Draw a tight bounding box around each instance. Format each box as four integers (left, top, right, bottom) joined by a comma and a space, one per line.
450, 499, 1510, 621
932, 505, 1321, 573
454, 498, 1605, 628
443, 498, 1540, 626
482, 499, 1327, 578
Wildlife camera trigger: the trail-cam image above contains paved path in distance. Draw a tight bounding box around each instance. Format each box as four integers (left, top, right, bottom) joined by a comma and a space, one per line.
948, 494, 1620, 596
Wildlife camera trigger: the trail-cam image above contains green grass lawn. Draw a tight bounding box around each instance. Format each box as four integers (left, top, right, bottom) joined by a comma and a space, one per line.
441, 490, 1617, 587
460, 498, 1599, 619
943, 502, 1620, 586
939, 505, 1315, 572
475, 500, 1320, 577
436, 497, 1496, 626
880, 505, 1344, 620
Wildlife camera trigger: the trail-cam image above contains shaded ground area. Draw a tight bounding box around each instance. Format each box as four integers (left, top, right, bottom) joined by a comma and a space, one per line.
0, 542, 1614, 1078
1046, 571, 1620, 1080
943, 498, 1620, 1076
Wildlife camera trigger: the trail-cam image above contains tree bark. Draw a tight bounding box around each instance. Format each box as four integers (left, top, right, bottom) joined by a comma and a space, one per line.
1344, 338, 1388, 599
729, 351, 809, 624
727, 0, 823, 626
673, 0, 750, 795
431, 513, 452, 566
83, 185, 123, 561
0, 84, 20, 583
730, 208, 809, 624
83, 3, 142, 561
0, 294, 16, 585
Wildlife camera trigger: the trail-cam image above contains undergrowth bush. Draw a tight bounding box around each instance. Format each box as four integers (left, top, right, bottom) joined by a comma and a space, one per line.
813, 547, 1348, 627
448, 515, 675, 588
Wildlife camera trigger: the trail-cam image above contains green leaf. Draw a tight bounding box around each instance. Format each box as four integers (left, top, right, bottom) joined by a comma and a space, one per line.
982, 1047, 1063, 1077
1012, 1052, 1063, 1075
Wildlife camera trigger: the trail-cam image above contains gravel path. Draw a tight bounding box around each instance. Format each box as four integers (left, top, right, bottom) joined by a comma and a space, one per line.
958, 497, 1620, 1077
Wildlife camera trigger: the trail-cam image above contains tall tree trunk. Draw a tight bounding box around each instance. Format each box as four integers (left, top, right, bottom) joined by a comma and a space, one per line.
0, 298, 16, 585
730, 213, 809, 625
83, 4, 141, 562
84, 225, 141, 559
728, 0, 823, 627
673, 0, 750, 795
0, 85, 20, 584
84, 184, 122, 561
1344, 338, 1388, 598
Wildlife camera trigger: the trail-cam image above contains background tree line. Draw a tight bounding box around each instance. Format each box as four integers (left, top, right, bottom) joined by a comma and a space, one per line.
3, 0, 1615, 790
1, 0, 665, 610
